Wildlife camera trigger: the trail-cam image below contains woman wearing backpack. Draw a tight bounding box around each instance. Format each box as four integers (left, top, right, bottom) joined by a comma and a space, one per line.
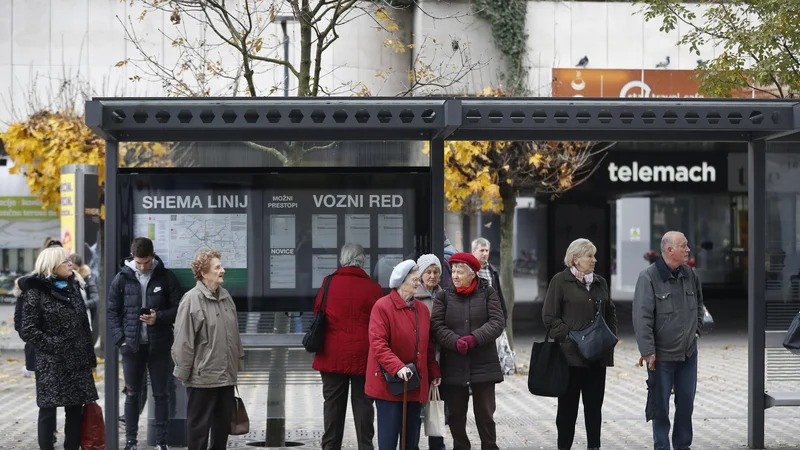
430, 253, 505, 450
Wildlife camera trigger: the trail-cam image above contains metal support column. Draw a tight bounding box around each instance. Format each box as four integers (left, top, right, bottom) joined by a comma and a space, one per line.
747, 139, 767, 449
430, 139, 445, 262
104, 140, 120, 447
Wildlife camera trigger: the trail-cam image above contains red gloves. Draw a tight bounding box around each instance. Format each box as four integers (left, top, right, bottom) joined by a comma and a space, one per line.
456, 335, 479, 355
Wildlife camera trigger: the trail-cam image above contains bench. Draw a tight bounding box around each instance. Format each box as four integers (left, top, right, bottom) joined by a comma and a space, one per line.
764, 330, 800, 409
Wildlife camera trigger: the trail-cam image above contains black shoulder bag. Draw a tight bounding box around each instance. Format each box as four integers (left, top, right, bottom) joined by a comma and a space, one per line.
568, 285, 619, 362
381, 304, 421, 396
302, 275, 334, 353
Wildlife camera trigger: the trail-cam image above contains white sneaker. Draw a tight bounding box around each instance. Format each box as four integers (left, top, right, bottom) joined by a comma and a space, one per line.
22, 367, 34, 378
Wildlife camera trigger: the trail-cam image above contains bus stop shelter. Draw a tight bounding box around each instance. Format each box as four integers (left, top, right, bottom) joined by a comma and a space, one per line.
86, 96, 800, 449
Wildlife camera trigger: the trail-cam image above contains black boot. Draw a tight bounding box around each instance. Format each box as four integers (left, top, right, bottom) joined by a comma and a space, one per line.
123, 441, 137, 450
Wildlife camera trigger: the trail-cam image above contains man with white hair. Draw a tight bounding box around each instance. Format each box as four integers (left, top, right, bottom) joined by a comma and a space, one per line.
471, 238, 507, 321
633, 231, 704, 450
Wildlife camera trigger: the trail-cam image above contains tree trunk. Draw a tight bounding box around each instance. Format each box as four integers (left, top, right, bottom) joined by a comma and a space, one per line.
499, 184, 516, 349
297, 0, 312, 97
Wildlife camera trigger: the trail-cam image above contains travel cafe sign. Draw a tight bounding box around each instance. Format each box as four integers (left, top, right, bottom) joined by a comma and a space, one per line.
551, 69, 775, 99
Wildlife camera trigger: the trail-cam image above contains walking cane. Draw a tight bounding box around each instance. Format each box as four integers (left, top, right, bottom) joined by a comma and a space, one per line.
401, 378, 408, 450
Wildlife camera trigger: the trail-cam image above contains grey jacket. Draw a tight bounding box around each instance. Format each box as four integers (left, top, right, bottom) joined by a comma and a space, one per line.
633, 257, 704, 362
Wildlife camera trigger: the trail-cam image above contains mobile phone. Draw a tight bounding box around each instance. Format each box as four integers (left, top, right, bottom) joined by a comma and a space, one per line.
140, 308, 151, 316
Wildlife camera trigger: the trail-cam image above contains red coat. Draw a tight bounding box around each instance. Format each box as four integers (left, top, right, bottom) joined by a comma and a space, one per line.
312, 267, 383, 375
365, 291, 441, 403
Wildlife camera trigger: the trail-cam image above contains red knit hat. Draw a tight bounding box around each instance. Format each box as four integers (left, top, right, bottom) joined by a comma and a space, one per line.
449, 252, 481, 274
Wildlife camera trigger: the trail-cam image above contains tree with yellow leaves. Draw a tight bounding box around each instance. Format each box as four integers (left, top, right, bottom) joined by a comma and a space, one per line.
429, 87, 612, 346
1, 109, 175, 215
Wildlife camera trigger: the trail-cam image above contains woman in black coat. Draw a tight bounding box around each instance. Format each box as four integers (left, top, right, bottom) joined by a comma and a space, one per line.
542, 238, 618, 450
18, 246, 98, 450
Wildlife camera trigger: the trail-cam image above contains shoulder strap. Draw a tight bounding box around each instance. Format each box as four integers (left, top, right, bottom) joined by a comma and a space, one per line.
319, 274, 334, 313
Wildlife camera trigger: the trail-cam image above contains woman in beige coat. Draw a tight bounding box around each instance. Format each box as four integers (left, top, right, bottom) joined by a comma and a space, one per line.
172, 249, 244, 450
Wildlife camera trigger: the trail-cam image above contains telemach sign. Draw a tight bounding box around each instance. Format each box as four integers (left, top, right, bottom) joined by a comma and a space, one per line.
608, 162, 717, 183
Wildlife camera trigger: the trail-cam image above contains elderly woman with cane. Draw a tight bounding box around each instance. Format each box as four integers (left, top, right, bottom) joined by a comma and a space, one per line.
365, 260, 442, 450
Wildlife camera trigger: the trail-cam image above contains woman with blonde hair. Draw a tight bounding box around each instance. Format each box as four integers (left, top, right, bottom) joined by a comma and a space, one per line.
542, 238, 618, 450
18, 246, 98, 450
172, 249, 244, 450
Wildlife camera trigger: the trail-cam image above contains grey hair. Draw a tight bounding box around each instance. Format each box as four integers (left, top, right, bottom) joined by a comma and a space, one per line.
451, 262, 475, 275
660, 231, 684, 254
471, 237, 490, 251
563, 238, 597, 267
340, 243, 366, 268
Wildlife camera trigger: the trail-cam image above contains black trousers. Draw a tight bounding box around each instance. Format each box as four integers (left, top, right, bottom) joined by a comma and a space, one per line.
446, 383, 498, 450
556, 366, 607, 449
320, 372, 375, 450
121, 344, 171, 444
187, 385, 235, 450
38, 405, 83, 450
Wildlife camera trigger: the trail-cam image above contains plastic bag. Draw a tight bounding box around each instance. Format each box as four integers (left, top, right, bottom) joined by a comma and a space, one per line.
80, 402, 105, 450
496, 330, 517, 375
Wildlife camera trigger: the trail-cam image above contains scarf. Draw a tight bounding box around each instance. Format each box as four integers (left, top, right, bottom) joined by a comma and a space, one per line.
570, 266, 594, 285
456, 278, 478, 295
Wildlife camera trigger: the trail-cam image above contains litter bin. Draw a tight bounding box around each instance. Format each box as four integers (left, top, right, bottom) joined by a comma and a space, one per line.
147, 363, 187, 447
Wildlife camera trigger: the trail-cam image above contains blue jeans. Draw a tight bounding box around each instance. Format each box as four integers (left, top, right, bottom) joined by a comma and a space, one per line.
649, 347, 698, 450
376, 399, 422, 450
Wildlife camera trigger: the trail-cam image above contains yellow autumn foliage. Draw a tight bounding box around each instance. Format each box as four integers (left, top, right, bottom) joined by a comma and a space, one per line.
424, 87, 607, 214
0, 109, 173, 216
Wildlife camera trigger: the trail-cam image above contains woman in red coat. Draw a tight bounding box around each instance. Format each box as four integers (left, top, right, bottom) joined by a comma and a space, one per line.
312, 244, 384, 450
366, 260, 442, 450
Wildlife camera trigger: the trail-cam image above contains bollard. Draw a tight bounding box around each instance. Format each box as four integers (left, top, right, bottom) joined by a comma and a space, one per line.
147, 366, 188, 446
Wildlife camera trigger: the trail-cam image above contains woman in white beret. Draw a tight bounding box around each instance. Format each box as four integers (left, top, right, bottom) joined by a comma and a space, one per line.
365, 260, 442, 449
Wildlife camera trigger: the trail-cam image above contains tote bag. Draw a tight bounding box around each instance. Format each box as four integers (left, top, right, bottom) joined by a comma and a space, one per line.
424, 385, 446, 437
302, 275, 334, 353
527, 330, 570, 397
230, 387, 250, 435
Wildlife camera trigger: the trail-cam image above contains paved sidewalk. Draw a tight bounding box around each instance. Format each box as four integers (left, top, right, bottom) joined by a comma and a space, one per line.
1, 332, 799, 449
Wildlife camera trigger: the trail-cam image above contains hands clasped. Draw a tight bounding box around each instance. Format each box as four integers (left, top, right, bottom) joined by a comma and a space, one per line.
456, 335, 479, 355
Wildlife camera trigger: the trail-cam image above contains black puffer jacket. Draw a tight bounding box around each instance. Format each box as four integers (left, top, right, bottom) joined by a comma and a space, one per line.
107, 256, 182, 353
18, 274, 98, 408
430, 278, 505, 386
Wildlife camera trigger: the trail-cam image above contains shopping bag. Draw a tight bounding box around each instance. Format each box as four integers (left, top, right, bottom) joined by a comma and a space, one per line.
80, 402, 106, 450
495, 330, 517, 375
230, 387, 250, 435
424, 385, 446, 438
527, 331, 570, 397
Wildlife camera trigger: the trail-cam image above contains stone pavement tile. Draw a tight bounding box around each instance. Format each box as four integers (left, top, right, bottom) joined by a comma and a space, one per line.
2, 334, 800, 449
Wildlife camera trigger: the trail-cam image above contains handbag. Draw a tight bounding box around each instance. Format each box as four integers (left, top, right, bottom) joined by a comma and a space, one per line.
568, 295, 618, 362
424, 385, 446, 437
302, 275, 334, 353
527, 330, 570, 397
230, 386, 250, 436
80, 402, 106, 450
783, 311, 800, 355
381, 303, 421, 396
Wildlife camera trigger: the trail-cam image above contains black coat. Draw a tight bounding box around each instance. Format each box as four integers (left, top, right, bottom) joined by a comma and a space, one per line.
107, 256, 182, 353
18, 274, 98, 408
430, 279, 505, 386
542, 268, 618, 367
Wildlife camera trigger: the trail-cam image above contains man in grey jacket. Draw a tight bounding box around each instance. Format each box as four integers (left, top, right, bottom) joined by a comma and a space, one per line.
633, 231, 704, 450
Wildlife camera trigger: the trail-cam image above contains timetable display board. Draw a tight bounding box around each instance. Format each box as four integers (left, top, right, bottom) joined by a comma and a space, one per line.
117, 169, 431, 312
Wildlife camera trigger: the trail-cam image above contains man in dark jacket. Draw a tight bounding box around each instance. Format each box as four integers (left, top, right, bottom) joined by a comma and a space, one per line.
108, 237, 181, 450
633, 231, 704, 450
471, 238, 507, 322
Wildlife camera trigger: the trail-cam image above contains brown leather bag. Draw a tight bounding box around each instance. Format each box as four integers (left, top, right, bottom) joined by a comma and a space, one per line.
230, 387, 250, 436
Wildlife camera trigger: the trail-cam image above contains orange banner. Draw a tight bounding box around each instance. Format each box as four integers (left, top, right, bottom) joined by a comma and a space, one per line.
551, 69, 768, 99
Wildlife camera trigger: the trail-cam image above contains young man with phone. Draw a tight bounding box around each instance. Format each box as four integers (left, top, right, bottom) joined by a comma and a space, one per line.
108, 237, 182, 450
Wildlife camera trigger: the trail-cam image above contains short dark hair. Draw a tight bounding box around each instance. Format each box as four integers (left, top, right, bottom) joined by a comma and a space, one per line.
130, 237, 155, 258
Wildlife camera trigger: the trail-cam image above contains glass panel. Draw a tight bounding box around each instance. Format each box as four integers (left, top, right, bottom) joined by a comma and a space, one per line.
118, 140, 429, 168
764, 141, 800, 393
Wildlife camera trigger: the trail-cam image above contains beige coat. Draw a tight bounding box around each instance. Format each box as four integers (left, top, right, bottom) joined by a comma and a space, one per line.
172, 281, 244, 388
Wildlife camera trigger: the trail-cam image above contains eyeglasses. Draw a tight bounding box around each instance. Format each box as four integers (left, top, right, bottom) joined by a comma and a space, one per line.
61, 260, 73, 266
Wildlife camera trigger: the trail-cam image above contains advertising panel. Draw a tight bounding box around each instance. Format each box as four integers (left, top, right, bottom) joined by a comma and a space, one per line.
60, 172, 77, 255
